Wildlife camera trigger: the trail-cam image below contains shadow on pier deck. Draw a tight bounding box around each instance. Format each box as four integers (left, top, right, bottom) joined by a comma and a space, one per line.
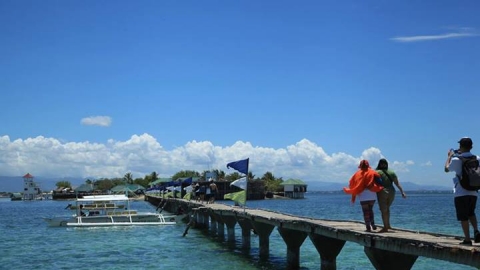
146, 196, 480, 270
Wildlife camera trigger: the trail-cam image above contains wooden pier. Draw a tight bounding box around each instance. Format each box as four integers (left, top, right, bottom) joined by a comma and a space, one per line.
146, 196, 480, 270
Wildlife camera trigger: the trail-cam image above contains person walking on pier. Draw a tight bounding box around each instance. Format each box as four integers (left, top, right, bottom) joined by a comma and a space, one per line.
375, 158, 407, 233
344, 160, 384, 232
208, 178, 218, 204
444, 137, 480, 245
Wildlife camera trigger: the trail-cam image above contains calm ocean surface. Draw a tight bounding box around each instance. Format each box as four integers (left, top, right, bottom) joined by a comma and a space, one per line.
0, 192, 475, 270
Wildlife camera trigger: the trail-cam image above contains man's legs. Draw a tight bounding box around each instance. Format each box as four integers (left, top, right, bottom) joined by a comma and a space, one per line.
469, 215, 480, 242
461, 220, 471, 242
455, 196, 478, 244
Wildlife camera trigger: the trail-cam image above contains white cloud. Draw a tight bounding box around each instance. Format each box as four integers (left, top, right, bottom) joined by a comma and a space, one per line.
421, 161, 432, 167
391, 160, 415, 173
80, 116, 112, 127
390, 31, 478, 43
0, 134, 416, 184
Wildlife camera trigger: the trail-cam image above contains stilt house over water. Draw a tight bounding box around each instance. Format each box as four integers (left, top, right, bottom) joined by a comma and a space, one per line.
280, 178, 307, 199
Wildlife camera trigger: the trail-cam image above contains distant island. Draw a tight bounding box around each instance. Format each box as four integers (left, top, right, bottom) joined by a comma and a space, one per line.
0, 175, 451, 193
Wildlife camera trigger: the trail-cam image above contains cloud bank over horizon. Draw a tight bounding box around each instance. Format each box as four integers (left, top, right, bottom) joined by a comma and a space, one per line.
0, 134, 415, 183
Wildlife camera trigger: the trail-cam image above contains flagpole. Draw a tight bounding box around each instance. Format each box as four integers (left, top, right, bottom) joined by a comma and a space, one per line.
244, 159, 248, 211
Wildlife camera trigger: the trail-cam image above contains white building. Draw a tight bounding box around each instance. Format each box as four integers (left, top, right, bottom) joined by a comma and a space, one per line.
22, 173, 42, 200
280, 179, 308, 199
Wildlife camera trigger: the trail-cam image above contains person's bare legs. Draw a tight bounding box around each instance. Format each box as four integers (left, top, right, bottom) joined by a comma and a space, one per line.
379, 212, 389, 233
469, 215, 478, 231
461, 220, 471, 241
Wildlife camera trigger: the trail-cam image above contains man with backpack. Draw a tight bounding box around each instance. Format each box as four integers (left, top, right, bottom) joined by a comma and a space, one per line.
445, 137, 480, 245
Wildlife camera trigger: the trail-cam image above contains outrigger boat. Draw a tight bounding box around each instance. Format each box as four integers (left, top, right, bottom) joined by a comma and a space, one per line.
45, 194, 179, 227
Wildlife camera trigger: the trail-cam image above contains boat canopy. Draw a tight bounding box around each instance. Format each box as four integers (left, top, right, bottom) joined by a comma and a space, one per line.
77, 195, 129, 202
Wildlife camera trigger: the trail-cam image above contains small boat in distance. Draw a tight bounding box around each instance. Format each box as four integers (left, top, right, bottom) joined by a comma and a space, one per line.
45, 194, 178, 227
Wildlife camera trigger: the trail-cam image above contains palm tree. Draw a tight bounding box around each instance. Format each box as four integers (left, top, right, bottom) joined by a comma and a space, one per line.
150, 171, 158, 182
123, 172, 133, 184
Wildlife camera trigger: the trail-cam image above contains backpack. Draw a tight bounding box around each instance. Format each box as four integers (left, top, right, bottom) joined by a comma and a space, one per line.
458, 156, 480, 191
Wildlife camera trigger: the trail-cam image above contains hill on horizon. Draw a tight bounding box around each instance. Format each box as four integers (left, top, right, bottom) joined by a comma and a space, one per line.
304, 181, 450, 192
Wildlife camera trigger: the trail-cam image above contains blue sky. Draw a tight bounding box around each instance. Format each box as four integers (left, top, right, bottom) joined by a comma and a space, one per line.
1, 1, 479, 187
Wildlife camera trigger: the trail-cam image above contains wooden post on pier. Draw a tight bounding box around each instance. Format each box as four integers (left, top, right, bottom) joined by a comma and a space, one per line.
212, 213, 225, 240
252, 221, 275, 260
237, 219, 253, 250
364, 247, 418, 270
210, 216, 218, 235
278, 227, 308, 269
310, 234, 346, 270
203, 212, 210, 230
221, 215, 237, 243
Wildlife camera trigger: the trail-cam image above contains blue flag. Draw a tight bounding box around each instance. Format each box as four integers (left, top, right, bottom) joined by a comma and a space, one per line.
227, 158, 249, 174
183, 177, 193, 185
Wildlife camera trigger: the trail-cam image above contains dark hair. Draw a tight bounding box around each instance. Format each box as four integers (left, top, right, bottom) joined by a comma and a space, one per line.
459, 137, 473, 150
376, 158, 388, 170
358, 160, 370, 170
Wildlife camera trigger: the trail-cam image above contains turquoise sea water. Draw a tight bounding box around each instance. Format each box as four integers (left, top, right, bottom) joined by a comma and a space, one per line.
0, 192, 475, 270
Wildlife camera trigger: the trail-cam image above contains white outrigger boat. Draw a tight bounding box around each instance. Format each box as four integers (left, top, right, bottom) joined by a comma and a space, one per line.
45, 194, 178, 227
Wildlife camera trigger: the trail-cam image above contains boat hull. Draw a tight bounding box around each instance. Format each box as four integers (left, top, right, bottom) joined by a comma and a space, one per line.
45, 213, 179, 227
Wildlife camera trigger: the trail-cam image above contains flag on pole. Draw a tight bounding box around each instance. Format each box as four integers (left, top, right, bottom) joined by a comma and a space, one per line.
183, 177, 193, 185
226, 158, 249, 174
223, 190, 246, 206
182, 185, 193, 200
166, 186, 180, 191
183, 192, 192, 200
230, 177, 247, 190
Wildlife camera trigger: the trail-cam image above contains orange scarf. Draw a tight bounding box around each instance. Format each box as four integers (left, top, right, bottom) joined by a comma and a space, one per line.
343, 168, 383, 203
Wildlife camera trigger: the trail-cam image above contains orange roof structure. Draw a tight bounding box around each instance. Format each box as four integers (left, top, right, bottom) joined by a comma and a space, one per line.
23, 173, 34, 178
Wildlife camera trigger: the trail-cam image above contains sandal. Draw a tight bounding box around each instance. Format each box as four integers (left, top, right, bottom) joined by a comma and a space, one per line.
459, 240, 472, 246
474, 231, 480, 243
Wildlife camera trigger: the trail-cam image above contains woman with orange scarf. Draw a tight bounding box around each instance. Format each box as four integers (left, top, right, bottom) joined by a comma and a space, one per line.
344, 160, 384, 232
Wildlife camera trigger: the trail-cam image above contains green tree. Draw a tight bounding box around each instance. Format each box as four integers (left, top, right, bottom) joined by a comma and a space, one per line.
123, 172, 133, 184
216, 169, 226, 180
56, 181, 71, 189
171, 170, 200, 180
149, 171, 158, 182
225, 172, 242, 181
262, 172, 283, 192
111, 178, 125, 186
143, 171, 159, 185
134, 177, 149, 188
94, 178, 114, 191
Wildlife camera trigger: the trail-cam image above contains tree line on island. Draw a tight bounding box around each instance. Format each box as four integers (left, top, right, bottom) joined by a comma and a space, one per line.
55, 170, 285, 193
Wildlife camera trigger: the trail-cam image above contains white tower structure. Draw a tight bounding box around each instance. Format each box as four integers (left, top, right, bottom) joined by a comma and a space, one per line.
22, 173, 42, 200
